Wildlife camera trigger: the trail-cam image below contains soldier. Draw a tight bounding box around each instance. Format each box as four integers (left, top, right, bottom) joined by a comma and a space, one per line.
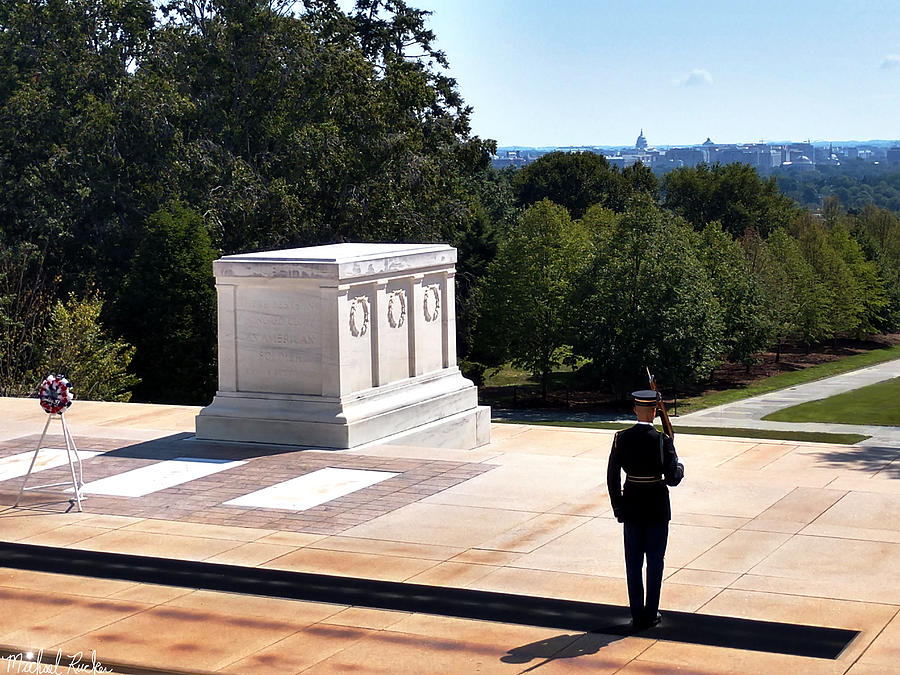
607, 390, 684, 631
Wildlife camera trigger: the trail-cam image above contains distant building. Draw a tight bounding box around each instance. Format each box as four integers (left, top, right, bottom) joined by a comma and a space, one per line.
601, 131, 657, 168
603, 151, 654, 168
664, 147, 704, 167
490, 150, 530, 169
782, 155, 815, 172
791, 142, 815, 160
887, 147, 900, 163
700, 137, 717, 163
635, 129, 648, 151
719, 147, 752, 164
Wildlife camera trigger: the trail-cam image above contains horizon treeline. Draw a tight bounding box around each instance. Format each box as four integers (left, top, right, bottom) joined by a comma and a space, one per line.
2, 1, 899, 405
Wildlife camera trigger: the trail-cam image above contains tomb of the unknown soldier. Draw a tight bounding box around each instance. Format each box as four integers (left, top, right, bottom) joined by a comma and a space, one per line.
195, 242, 491, 450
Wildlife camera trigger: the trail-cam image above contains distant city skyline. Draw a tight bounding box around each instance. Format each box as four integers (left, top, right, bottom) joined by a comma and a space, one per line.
404, 1, 900, 147
496, 133, 900, 151
491, 135, 900, 172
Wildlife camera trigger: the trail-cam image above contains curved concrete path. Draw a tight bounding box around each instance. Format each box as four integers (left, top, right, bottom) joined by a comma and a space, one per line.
494, 358, 900, 447
676, 358, 900, 447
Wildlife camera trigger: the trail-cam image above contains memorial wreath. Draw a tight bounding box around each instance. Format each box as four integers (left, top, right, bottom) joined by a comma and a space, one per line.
38, 374, 74, 414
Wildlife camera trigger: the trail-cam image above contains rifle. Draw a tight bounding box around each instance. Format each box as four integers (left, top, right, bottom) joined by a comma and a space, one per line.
646, 367, 675, 440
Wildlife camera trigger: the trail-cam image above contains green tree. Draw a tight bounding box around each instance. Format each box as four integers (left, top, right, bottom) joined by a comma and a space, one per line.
825, 221, 889, 336
574, 197, 724, 396
775, 165, 900, 214
0, 241, 51, 396
1, 0, 498, 404
513, 151, 627, 218
852, 205, 900, 330
697, 222, 772, 369
113, 202, 218, 403
621, 161, 659, 199
663, 162, 798, 237
789, 213, 888, 338
751, 228, 830, 352
151, 0, 494, 251
39, 290, 140, 401
0, 0, 158, 284
477, 200, 591, 400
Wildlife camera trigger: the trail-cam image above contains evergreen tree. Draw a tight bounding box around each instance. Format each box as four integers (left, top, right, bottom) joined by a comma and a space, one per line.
113, 203, 218, 403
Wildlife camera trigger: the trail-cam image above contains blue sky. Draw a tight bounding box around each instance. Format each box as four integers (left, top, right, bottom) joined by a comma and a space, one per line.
403, 0, 900, 147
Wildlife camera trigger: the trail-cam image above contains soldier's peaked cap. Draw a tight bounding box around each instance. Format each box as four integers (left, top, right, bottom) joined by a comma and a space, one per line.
632, 390, 659, 406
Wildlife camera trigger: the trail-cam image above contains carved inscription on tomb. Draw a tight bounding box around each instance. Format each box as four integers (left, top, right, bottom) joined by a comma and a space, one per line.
235, 291, 321, 393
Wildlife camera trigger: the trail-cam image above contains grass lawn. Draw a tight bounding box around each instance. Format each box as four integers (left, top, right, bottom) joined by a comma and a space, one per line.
493, 419, 868, 445
762, 377, 900, 426
678, 345, 900, 414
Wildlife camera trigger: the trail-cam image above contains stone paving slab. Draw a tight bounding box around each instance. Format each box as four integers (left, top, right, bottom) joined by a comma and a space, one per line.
0, 434, 490, 536
0, 396, 898, 673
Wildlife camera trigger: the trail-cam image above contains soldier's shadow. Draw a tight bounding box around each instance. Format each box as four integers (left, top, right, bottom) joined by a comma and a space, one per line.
501, 631, 625, 671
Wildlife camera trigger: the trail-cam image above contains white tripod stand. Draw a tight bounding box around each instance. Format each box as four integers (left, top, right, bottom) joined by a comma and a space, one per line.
15, 411, 85, 512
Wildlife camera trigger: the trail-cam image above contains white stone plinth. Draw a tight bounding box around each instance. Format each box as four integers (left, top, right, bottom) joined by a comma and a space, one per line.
196, 243, 490, 449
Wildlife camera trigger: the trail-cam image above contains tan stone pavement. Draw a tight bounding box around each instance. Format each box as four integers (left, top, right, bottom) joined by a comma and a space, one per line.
0, 397, 899, 674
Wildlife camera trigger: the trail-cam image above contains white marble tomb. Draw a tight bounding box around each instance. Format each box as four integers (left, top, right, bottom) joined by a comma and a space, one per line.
195, 243, 490, 449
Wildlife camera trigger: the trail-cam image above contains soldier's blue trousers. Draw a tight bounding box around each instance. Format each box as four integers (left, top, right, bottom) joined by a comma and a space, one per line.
623, 521, 669, 623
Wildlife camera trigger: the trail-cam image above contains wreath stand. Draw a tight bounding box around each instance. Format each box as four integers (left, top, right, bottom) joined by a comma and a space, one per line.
14, 411, 86, 512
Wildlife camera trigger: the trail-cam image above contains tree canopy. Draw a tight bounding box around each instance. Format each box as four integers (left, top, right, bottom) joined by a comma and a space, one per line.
477, 199, 591, 399
574, 197, 724, 395
0, 0, 495, 403
663, 162, 798, 237
513, 151, 645, 218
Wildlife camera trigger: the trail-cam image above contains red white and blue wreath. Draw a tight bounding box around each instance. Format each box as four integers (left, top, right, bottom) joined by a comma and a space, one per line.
38, 374, 74, 415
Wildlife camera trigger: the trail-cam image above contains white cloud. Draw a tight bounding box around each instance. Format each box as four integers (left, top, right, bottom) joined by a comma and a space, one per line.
881, 54, 900, 69
675, 69, 713, 86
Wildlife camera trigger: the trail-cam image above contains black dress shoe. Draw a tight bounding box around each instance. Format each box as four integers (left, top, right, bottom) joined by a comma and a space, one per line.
630, 611, 662, 632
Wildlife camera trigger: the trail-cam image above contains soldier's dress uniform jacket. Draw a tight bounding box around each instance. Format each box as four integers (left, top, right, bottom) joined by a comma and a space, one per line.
607, 423, 683, 523
607, 421, 684, 628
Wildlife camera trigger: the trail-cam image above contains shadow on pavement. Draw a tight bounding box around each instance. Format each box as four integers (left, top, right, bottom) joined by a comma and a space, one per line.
811, 445, 900, 477
0, 541, 859, 660
502, 632, 623, 671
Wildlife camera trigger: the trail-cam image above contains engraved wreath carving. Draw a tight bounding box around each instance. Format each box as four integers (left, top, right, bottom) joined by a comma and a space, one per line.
387, 290, 407, 328
349, 296, 370, 337
423, 284, 441, 322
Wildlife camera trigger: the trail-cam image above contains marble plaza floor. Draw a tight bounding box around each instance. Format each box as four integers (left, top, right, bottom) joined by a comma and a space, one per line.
0, 397, 899, 674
